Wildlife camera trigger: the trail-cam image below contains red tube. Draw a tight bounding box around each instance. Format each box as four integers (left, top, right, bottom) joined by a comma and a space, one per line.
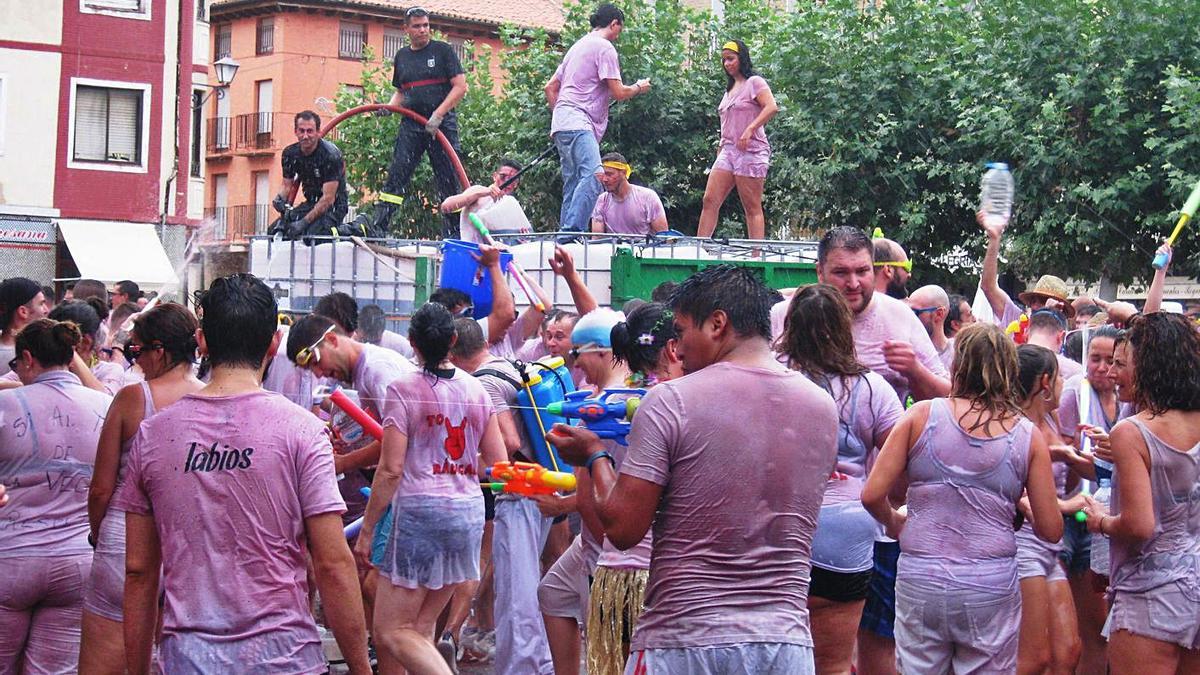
329, 388, 384, 441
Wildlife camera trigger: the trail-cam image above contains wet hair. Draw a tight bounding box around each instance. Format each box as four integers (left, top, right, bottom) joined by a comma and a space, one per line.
1064, 330, 1083, 362
621, 298, 646, 315
945, 293, 968, 334
314, 292, 358, 334
429, 287, 472, 313
286, 314, 339, 363
1086, 325, 1123, 358
650, 281, 677, 303
83, 296, 110, 323
722, 39, 756, 91
198, 273, 278, 369
542, 308, 578, 330
358, 304, 387, 344
49, 300, 101, 340
668, 264, 772, 340
1028, 309, 1067, 333
405, 6, 429, 20
450, 317, 487, 359
115, 280, 141, 300
610, 302, 678, 376
778, 284, 868, 380
872, 238, 903, 264
1126, 313, 1200, 415
499, 158, 522, 174
409, 303, 456, 374
590, 3, 624, 28
950, 323, 1023, 432
71, 279, 108, 303
110, 302, 140, 332
132, 302, 199, 367
1016, 343, 1058, 402
817, 226, 873, 265
15, 319, 82, 368
294, 110, 321, 129
1076, 304, 1102, 321
601, 151, 628, 166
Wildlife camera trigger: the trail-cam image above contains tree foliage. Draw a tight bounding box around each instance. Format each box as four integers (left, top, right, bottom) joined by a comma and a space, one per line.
334, 0, 1200, 286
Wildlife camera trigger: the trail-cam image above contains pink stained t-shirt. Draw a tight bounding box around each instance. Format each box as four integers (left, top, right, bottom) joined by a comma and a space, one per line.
591, 184, 666, 236
550, 31, 622, 142
620, 361, 837, 650
352, 342, 417, 419
718, 75, 770, 154
109, 390, 345, 672
379, 330, 415, 360
459, 194, 533, 244
851, 293, 949, 404
381, 368, 496, 499
0, 371, 111, 558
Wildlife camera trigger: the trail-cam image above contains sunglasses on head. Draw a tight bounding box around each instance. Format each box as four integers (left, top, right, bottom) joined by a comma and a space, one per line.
124, 343, 163, 366
295, 325, 336, 367
568, 343, 607, 359
874, 260, 913, 273
453, 305, 474, 319
911, 306, 940, 316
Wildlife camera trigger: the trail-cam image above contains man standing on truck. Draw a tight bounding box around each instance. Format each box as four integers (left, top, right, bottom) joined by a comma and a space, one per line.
368, 6, 469, 238
270, 111, 360, 241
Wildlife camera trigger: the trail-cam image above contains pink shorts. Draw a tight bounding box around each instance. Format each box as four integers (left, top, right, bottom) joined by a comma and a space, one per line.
538, 535, 597, 623
712, 146, 770, 179
0, 554, 92, 673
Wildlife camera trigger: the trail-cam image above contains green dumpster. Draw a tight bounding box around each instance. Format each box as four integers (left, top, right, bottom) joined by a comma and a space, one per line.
609, 248, 818, 307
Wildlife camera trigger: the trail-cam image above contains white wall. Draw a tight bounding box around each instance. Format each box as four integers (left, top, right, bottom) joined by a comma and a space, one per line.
0, 1, 63, 45
0, 49, 61, 209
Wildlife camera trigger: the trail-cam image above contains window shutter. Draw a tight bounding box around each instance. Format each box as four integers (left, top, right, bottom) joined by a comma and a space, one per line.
74, 86, 109, 161
106, 88, 141, 162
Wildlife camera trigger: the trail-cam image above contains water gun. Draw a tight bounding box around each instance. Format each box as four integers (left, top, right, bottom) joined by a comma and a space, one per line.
324, 387, 384, 441
1006, 313, 1029, 344
483, 461, 577, 496
1153, 177, 1200, 269
546, 388, 644, 446
466, 212, 545, 312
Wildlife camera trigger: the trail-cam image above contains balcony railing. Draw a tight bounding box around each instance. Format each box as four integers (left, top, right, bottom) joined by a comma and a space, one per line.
234, 112, 292, 152
202, 205, 273, 245
207, 117, 232, 153
339, 26, 366, 59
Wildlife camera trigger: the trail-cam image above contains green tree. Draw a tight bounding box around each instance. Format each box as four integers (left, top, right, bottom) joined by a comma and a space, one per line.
332, 0, 1200, 287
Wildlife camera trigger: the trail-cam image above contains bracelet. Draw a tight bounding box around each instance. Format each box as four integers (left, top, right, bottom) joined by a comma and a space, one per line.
585, 451, 614, 471
1099, 515, 1111, 538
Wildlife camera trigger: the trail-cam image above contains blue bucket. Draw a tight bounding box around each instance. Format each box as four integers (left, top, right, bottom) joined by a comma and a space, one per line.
439, 239, 514, 320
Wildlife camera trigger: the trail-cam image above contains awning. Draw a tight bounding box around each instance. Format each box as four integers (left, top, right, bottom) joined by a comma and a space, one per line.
57, 219, 179, 290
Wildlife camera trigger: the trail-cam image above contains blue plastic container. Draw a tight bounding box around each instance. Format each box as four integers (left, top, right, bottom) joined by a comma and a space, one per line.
515, 357, 576, 470
440, 239, 514, 320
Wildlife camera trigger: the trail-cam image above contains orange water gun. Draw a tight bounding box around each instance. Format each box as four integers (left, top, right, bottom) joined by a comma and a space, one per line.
483, 461, 577, 496
1006, 313, 1030, 344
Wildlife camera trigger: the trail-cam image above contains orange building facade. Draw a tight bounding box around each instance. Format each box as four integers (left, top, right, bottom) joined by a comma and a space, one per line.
203, 0, 560, 252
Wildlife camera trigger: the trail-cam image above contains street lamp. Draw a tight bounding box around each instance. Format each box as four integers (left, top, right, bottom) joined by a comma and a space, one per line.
193, 56, 240, 109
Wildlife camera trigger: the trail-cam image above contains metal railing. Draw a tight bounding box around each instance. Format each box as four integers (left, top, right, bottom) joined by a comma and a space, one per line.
256, 19, 274, 54
206, 117, 232, 153
202, 205, 272, 244
234, 112, 292, 151
339, 25, 366, 59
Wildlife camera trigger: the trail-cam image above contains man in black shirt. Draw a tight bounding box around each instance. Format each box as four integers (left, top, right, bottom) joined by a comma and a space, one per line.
370, 6, 468, 238
271, 110, 360, 242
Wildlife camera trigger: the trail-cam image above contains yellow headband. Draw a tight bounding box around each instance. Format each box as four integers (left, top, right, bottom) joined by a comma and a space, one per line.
602, 161, 632, 179
722, 41, 739, 53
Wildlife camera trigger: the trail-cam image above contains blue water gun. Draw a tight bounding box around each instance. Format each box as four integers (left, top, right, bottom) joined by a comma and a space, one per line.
546, 388, 645, 446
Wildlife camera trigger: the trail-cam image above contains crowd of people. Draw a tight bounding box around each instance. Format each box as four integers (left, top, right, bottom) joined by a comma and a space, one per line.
0, 203, 1197, 675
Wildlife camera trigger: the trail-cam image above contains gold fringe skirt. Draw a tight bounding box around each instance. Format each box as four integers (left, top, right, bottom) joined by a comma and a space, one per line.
586, 565, 650, 675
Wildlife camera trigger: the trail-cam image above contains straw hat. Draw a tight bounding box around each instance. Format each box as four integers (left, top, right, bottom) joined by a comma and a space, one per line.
1018, 275, 1075, 318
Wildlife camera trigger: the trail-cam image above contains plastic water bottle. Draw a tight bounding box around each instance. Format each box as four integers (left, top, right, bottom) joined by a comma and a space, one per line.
979, 162, 1014, 227
1090, 476, 1112, 577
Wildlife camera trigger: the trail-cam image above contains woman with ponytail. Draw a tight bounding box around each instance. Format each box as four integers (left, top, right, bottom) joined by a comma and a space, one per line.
79, 303, 202, 673
0, 319, 113, 673
357, 302, 506, 672
579, 302, 682, 675
47, 300, 132, 395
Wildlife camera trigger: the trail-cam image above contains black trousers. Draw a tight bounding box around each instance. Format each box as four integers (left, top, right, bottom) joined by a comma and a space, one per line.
381, 113, 464, 238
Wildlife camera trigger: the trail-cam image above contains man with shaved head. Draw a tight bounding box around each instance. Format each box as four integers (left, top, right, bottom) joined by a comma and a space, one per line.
872, 238, 910, 299
907, 284, 953, 372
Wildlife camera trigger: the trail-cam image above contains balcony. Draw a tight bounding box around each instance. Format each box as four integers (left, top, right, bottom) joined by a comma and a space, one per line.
234, 112, 292, 154
202, 204, 273, 246
206, 116, 232, 155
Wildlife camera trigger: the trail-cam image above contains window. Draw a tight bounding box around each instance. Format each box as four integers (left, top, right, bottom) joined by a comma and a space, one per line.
256, 17, 274, 55
215, 24, 232, 60
383, 28, 405, 59
70, 81, 149, 171
190, 90, 203, 177
81, 0, 150, 20
448, 37, 468, 65
196, 0, 206, 21
339, 22, 366, 60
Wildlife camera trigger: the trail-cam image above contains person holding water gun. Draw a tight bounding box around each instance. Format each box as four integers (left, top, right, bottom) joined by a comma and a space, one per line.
536, 307, 629, 675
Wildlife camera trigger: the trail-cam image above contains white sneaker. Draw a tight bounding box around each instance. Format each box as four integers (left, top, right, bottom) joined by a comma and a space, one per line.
436, 632, 459, 674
